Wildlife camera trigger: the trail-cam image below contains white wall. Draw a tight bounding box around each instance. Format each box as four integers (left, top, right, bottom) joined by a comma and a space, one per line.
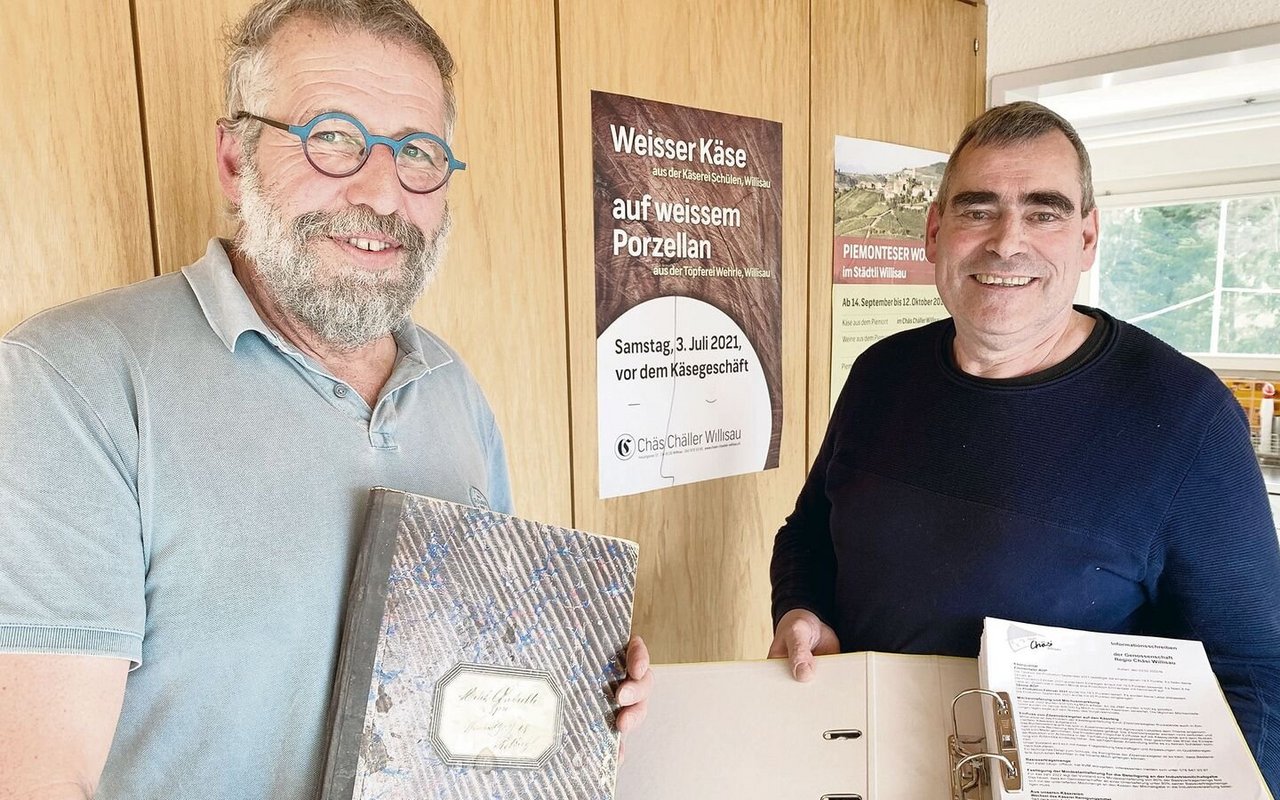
986, 0, 1280, 76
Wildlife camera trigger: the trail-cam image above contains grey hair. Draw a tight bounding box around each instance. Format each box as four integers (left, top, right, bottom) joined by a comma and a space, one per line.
222, 0, 457, 155
935, 101, 1095, 214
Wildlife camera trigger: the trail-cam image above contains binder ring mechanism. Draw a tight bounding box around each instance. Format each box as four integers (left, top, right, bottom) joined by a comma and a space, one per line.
949, 688, 1023, 799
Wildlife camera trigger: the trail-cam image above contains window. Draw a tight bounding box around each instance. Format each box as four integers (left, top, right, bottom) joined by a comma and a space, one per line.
1091, 192, 1280, 358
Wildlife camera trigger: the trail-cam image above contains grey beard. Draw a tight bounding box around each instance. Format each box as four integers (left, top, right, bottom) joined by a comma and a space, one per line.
234, 161, 450, 352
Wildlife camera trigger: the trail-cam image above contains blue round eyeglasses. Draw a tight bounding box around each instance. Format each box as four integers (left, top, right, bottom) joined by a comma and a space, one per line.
232, 111, 465, 194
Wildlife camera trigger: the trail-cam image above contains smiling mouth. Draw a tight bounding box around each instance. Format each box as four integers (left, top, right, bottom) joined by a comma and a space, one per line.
973, 274, 1034, 287
334, 236, 400, 253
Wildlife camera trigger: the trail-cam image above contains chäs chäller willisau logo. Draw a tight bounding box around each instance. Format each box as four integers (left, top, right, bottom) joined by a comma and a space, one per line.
614, 434, 636, 460
1006, 623, 1058, 653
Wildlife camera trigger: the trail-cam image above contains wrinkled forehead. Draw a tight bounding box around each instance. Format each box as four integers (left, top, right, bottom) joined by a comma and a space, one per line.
264, 17, 448, 135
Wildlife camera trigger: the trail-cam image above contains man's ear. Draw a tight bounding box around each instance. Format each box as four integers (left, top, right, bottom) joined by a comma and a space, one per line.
1080, 206, 1100, 272
216, 123, 244, 207
924, 201, 942, 263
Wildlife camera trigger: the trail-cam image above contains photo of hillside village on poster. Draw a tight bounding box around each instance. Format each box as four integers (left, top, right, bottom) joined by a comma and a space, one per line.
829, 136, 951, 408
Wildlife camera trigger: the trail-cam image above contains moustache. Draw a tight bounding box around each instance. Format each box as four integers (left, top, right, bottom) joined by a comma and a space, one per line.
290, 207, 428, 255
961, 254, 1039, 275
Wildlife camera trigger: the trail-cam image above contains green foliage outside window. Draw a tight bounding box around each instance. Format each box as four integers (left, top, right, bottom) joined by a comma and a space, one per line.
1098, 194, 1280, 356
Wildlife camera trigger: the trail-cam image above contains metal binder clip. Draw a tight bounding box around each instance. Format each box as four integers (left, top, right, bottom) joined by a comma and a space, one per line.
948, 688, 1023, 799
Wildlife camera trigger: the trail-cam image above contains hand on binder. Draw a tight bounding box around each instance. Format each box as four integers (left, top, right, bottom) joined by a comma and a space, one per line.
767, 608, 840, 681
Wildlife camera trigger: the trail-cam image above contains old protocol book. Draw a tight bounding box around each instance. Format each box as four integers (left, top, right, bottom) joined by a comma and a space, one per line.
319, 488, 639, 800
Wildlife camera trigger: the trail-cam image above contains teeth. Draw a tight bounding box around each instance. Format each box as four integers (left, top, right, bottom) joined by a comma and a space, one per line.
346, 237, 391, 252
974, 274, 1032, 286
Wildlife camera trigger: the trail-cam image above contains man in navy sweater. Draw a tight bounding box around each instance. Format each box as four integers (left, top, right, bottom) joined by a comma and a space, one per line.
769, 101, 1280, 791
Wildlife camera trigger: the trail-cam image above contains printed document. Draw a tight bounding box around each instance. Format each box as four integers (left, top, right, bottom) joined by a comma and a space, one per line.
981, 618, 1270, 799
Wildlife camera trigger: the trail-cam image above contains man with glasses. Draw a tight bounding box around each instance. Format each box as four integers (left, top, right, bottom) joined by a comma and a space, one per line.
0, 2, 649, 798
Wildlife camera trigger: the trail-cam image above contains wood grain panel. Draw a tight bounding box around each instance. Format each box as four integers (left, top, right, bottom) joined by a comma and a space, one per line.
807, 0, 987, 462
132, 0, 573, 525
1, 0, 152, 335
133, 0, 253, 273
404, 3, 572, 528
559, 0, 811, 664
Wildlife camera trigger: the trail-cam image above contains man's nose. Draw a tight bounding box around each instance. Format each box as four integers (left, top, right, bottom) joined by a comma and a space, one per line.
343, 143, 403, 217
985, 213, 1027, 260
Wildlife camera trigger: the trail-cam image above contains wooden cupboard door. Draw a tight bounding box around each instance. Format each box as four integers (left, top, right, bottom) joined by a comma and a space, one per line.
807, 0, 986, 460
559, 0, 811, 663
2, 0, 153, 334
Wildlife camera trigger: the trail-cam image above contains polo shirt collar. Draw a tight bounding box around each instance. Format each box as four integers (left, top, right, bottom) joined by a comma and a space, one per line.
182, 238, 272, 353
390, 318, 455, 373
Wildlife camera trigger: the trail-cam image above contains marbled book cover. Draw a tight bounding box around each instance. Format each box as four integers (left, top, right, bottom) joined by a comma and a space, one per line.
320, 488, 639, 800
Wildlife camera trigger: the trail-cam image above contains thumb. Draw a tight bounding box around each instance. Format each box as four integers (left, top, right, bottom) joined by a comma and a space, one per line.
787, 624, 816, 683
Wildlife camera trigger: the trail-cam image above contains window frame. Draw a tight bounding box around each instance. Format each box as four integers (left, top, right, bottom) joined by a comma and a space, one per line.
1089, 179, 1280, 372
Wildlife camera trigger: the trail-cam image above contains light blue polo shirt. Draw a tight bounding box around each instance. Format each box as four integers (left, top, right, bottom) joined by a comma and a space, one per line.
0, 239, 513, 799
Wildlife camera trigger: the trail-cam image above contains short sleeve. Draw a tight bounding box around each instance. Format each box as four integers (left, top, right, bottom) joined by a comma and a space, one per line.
0, 339, 145, 665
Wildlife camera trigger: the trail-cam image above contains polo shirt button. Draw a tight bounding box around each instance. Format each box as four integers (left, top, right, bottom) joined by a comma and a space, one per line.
334, 384, 349, 397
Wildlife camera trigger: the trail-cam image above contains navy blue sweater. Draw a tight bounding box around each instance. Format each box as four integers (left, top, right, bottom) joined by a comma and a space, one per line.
772, 309, 1280, 791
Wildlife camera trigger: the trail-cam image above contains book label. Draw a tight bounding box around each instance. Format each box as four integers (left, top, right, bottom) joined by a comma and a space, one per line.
430, 662, 565, 769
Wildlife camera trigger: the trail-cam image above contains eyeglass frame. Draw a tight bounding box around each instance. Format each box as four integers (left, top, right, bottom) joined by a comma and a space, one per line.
229, 111, 466, 194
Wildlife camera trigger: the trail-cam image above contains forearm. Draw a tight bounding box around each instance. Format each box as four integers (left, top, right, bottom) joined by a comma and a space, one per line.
771, 396, 848, 627
1, 780, 94, 800
1212, 656, 1280, 797
0, 655, 127, 800
770, 452, 841, 626
1155, 401, 1280, 792
770, 518, 837, 627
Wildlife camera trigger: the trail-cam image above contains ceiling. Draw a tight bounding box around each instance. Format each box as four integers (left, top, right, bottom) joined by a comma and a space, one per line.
990, 23, 1280, 196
